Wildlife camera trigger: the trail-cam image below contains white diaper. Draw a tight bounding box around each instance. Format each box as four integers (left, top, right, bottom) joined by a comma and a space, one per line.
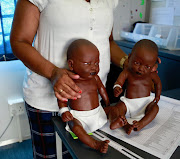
65, 105, 107, 133
120, 96, 155, 120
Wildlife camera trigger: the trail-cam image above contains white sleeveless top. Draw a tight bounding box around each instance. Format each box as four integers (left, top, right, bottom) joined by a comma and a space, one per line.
24, 0, 118, 111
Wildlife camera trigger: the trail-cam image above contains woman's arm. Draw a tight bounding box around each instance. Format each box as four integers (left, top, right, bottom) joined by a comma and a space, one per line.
10, 0, 81, 101
10, 0, 51, 77
109, 31, 127, 67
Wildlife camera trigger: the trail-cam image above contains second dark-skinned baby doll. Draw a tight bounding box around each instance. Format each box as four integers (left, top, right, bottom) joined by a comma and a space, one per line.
108, 39, 162, 135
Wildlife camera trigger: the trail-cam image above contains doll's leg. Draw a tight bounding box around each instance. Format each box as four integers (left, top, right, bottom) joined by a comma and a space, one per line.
68, 118, 109, 153
108, 101, 128, 130
133, 101, 159, 132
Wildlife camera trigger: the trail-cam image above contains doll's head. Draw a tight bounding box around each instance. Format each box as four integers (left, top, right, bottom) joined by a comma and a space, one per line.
128, 39, 158, 76
67, 39, 99, 79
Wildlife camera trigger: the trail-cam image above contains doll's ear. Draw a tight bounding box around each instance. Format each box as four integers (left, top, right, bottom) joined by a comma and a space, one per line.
68, 59, 74, 71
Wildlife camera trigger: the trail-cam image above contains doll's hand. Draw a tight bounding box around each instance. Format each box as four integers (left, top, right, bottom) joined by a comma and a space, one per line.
114, 87, 123, 97
51, 67, 82, 102
61, 111, 73, 122
153, 96, 160, 103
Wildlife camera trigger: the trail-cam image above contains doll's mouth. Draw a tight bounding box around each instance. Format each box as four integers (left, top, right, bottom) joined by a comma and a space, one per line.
136, 72, 142, 75
90, 72, 96, 75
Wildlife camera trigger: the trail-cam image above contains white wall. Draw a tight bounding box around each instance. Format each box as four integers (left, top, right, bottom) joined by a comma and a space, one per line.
150, 0, 180, 26
113, 0, 150, 40
0, 60, 30, 146
113, 0, 180, 41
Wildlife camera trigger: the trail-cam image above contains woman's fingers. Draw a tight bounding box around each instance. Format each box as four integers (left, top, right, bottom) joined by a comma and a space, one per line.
51, 67, 82, 101
151, 57, 161, 73
55, 75, 81, 98
67, 71, 80, 80
157, 57, 161, 64
61, 83, 81, 98
62, 73, 82, 94
57, 86, 81, 100
54, 92, 68, 102
152, 63, 158, 72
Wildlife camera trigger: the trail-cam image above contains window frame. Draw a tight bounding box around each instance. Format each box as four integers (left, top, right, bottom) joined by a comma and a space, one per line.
0, 0, 17, 61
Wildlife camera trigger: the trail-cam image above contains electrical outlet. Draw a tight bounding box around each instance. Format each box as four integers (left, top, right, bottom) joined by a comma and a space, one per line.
8, 98, 25, 116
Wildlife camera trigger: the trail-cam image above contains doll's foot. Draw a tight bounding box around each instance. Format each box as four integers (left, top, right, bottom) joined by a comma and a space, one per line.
124, 123, 134, 135
133, 120, 144, 131
94, 140, 110, 153
110, 116, 127, 130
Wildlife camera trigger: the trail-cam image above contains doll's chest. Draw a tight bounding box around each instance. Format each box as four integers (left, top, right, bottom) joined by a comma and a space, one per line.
76, 79, 98, 94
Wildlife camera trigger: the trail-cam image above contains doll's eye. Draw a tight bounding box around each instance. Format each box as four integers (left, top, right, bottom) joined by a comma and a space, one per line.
134, 61, 140, 65
84, 62, 91, 65
95, 62, 99, 66
145, 66, 151, 69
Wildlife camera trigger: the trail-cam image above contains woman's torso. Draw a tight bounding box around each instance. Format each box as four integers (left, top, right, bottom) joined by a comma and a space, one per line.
24, 0, 118, 111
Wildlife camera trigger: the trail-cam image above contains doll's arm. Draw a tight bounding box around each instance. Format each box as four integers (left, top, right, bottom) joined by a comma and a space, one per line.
113, 70, 128, 97
95, 75, 110, 107
57, 100, 73, 122
151, 72, 162, 103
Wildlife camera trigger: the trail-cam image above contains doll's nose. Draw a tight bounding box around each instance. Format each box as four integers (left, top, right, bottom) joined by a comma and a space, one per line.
139, 65, 144, 72
91, 64, 99, 72
91, 63, 97, 69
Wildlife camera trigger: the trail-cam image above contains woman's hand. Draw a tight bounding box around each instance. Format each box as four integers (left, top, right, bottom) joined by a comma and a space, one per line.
51, 67, 82, 102
152, 57, 161, 73
123, 58, 129, 69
